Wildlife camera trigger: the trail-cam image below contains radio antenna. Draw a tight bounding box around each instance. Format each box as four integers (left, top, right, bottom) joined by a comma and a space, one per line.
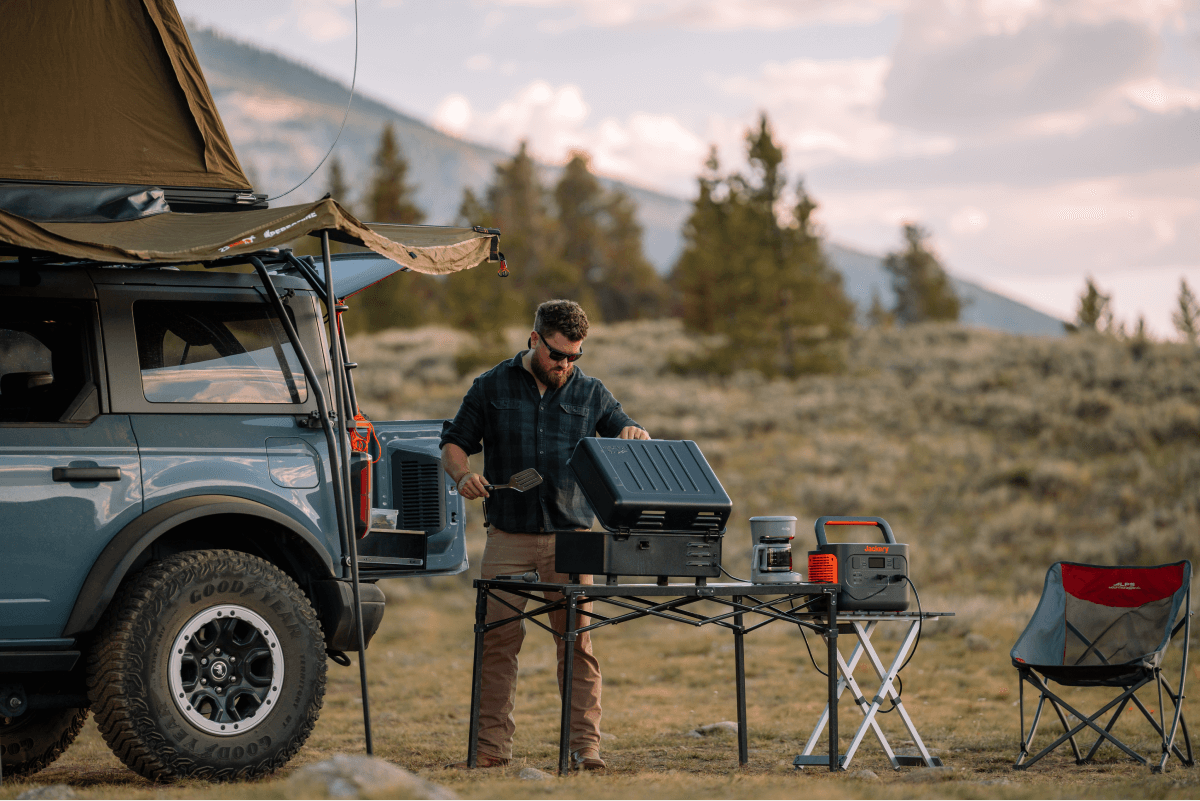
267, 0, 358, 202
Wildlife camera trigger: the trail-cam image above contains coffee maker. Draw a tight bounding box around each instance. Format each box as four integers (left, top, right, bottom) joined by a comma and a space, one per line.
749, 516, 805, 584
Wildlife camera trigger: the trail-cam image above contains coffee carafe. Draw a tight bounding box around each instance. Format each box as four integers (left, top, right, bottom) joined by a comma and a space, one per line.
749, 516, 804, 584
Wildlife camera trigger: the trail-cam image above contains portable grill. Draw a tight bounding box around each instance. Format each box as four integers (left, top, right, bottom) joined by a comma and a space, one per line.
555, 438, 732, 583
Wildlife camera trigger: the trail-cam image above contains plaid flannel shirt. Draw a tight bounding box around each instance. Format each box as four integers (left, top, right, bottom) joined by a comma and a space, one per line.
439, 351, 641, 532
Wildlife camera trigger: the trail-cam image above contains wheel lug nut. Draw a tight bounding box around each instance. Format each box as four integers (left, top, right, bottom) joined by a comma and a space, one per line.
201, 678, 207, 685
215, 648, 222, 656
229, 656, 236, 663
216, 687, 223, 694
201, 658, 208, 666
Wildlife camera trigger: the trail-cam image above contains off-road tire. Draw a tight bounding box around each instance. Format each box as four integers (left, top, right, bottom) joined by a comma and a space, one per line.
0, 707, 89, 779
87, 550, 326, 781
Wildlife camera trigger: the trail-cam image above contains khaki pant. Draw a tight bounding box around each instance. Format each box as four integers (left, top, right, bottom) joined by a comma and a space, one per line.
477, 527, 602, 760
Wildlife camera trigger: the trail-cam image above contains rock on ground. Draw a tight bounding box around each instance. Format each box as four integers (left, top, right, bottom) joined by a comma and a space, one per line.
518, 767, 553, 781
287, 754, 457, 800
16, 785, 77, 800
689, 721, 739, 737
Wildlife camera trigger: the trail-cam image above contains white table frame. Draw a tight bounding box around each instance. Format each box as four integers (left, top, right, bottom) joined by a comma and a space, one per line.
794, 611, 950, 771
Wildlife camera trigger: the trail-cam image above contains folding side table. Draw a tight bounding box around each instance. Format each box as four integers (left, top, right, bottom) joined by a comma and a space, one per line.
793, 609, 952, 770
467, 578, 842, 774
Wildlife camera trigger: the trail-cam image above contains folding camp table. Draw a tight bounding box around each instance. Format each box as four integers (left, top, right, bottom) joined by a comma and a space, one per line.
793, 609, 952, 771
466, 578, 841, 774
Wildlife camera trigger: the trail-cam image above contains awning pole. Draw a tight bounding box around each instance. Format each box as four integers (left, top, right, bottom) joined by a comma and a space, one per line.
322, 232, 375, 756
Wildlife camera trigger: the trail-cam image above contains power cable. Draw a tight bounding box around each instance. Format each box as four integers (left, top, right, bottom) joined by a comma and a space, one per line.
267, 0, 358, 202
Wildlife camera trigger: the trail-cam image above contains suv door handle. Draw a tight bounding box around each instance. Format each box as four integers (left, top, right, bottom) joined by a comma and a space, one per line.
52, 467, 122, 482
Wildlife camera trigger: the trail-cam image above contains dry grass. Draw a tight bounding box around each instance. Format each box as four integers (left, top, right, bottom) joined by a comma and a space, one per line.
6, 579, 1198, 799
6, 320, 1200, 799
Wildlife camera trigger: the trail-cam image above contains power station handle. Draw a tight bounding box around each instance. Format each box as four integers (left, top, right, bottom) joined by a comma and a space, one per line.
814, 516, 895, 547
52, 467, 121, 482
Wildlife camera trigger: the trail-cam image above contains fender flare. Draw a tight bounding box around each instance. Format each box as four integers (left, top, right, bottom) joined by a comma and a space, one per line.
62, 495, 336, 637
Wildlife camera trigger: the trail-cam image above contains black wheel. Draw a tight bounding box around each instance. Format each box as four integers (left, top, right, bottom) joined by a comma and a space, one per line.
0, 707, 88, 779
87, 550, 327, 781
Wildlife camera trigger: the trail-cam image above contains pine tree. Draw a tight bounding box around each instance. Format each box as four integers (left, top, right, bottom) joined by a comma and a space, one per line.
1172, 277, 1199, 344
354, 123, 432, 332
366, 123, 424, 225
883, 223, 960, 324
553, 152, 666, 322
867, 289, 894, 328
327, 155, 351, 212
444, 187, 526, 340
671, 114, 854, 376
672, 148, 725, 335
1074, 276, 1112, 333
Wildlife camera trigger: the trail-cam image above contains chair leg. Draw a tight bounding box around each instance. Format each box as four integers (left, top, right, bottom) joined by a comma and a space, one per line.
1020, 672, 1149, 768
1150, 675, 1195, 769
1081, 693, 1130, 764
1015, 670, 1046, 769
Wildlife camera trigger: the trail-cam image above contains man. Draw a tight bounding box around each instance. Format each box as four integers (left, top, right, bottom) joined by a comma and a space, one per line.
440, 299, 650, 771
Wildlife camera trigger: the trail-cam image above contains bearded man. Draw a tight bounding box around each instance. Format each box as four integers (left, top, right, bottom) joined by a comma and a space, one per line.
440, 299, 649, 771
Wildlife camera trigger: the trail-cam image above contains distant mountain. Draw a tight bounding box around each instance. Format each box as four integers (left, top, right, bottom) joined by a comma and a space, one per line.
187, 25, 1065, 337
826, 243, 1066, 336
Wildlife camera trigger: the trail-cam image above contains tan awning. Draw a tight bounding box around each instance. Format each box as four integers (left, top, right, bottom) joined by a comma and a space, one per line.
0, 199, 495, 276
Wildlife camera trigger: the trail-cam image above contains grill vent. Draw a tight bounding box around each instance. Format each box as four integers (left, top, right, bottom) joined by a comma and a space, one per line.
396, 459, 442, 532
635, 510, 666, 529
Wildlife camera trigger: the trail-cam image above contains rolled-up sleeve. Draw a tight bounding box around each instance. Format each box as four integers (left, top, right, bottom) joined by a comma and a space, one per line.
440, 377, 486, 455
594, 385, 640, 438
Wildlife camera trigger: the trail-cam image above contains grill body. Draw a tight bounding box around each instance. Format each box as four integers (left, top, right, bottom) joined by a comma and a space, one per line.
558, 438, 731, 578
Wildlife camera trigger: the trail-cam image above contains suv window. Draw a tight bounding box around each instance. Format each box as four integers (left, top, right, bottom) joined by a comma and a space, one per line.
134, 300, 307, 404
0, 298, 91, 423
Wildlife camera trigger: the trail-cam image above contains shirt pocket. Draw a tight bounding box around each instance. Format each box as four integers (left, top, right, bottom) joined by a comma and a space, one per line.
559, 403, 595, 439
488, 398, 527, 443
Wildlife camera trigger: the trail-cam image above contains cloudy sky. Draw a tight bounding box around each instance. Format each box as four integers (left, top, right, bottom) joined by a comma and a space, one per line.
176, 0, 1200, 337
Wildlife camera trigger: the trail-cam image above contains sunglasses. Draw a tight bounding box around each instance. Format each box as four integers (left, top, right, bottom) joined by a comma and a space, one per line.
538, 337, 583, 363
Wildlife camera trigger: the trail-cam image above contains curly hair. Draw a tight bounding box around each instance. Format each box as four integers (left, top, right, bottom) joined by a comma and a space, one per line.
534, 299, 589, 342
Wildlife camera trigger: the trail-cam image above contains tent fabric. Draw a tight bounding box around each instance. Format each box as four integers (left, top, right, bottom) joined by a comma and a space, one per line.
0, 184, 171, 223
0, 199, 495, 277
0, 0, 249, 190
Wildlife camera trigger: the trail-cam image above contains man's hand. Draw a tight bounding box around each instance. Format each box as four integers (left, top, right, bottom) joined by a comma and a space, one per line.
457, 472, 490, 500
617, 426, 650, 440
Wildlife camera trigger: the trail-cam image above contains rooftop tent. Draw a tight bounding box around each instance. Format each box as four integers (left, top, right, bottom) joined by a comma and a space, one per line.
0, 0, 499, 276
0, 0, 251, 200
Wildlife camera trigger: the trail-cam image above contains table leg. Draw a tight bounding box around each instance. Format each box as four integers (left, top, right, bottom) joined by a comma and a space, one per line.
734, 596, 748, 766
827, 591, 839, 771
467, 584, 488, 767
842, 620, 929, 767
800, 624, 872, 758
558, 591, 579, 775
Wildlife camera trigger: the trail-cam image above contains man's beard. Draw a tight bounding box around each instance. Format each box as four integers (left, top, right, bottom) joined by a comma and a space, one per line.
531, 354, 572, 389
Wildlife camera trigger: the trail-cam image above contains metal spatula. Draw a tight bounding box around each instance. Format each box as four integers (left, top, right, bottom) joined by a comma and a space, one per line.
485, 468, 543, 492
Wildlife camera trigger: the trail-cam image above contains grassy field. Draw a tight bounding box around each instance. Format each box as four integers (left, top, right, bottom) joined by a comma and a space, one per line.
6, 578, 1198, 799
5, 320, 1199, 799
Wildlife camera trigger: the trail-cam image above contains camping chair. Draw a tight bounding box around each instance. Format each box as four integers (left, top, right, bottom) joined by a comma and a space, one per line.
1011, 561, 1193, 772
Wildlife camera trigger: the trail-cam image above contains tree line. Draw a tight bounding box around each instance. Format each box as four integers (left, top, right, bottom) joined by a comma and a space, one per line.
313, 116, 1198, 375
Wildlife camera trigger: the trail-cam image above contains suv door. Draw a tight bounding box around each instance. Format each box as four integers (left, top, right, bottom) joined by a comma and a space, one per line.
0, 287, 142, 643
95, 278, 340, 563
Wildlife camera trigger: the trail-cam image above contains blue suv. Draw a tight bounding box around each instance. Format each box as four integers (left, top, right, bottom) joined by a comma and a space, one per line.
0, 252, 467, 781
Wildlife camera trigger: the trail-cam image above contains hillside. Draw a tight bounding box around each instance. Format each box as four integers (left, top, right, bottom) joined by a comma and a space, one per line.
187, 25, 1067, 337
349, 319, 1199, 596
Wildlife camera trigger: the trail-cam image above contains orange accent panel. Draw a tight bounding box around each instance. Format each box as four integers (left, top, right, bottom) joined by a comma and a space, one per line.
808, 553, 837, 583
